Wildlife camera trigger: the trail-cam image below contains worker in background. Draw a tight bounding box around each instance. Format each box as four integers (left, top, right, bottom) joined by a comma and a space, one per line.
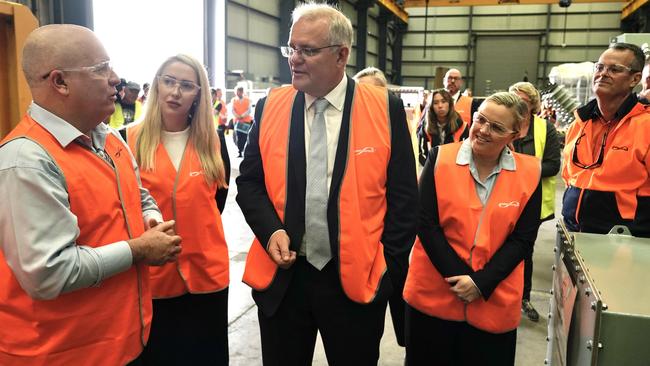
212, 87, 228, 133
127, 54, 230, 366
231, 85, 253, 157
404, 92, 542, 365
108, 81, 143, 129
236, 3, 417, 364
353, 66, 388, 87
509, 82, 561, 322
444, 68, 473, 124
138, 82, 150, 104
0, 24, 181, 366
417, 88, 468, 166
562, 42, 650, 237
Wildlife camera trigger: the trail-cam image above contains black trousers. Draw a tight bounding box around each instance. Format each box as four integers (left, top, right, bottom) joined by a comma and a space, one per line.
258, 257, 387, 366
138, 289, 229, 366
405, 304, 516, 366
236, 131, 248, 154
523, 244, 534, 301
523, 220, 541, 301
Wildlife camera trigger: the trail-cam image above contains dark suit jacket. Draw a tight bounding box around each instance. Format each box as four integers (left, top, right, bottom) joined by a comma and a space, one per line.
236, 77, 418, 324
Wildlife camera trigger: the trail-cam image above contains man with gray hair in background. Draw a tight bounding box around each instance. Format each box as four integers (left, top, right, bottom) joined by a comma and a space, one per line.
236, 2, 417, 364
562, 42, 650, 237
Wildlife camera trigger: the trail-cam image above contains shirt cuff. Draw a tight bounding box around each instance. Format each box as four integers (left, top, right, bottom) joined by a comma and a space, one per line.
93, 241, 133, 283
467, 275, 483, 298
143, 210, 163, 227
267, 229, 287, 251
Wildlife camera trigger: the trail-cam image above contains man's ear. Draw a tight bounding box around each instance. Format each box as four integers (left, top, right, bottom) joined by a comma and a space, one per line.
336, 46, 350, 67
632, 71, 642, 88
48, 71, 70, 96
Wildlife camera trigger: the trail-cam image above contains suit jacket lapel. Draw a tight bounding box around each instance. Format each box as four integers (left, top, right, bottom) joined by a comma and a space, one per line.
288, 91, 306, 215
330, 76, 355, 201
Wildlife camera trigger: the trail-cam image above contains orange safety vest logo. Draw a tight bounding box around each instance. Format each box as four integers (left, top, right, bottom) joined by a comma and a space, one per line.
0, 115, 150, 365
242, 84, 392, 304
404, 142, 540, 333
128, 127, 229, 298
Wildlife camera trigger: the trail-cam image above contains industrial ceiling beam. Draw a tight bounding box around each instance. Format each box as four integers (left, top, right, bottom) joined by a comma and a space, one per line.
404, 0, 618, 7
377, 0, 409, 23
622, 0, 648, 19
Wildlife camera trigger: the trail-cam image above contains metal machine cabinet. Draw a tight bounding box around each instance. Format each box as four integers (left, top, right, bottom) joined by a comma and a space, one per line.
546, 222, 650, 366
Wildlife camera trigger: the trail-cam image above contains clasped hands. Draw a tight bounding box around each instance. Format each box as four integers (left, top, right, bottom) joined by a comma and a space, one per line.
446, 275, 481, 304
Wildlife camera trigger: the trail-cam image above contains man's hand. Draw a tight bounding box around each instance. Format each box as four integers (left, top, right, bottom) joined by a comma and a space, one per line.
146, 218, 175, 235
128, 220, 182, 266
267, 230, 296, 269
446, 275, 481, 303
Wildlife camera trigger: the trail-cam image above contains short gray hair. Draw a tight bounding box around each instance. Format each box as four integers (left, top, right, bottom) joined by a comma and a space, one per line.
292, 2, 353, 48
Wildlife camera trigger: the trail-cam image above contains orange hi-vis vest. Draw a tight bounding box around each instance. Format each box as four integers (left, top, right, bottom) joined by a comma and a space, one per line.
217, 98, 227, 125
404, 142, 540, 333
455, 95, 473, 125
563, 103, 650, 224
242, 84, 391, 304
232, 96, 253, 123
128, 127, 229, 298
0, 115, 150, 365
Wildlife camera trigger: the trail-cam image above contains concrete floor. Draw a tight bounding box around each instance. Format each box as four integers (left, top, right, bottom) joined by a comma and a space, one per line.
222, 136, 557, 365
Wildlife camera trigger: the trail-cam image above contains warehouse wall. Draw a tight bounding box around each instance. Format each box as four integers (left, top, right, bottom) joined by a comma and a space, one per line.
402, 2, 623, 93
225, 0, 397, 88
226, 0, 282, 88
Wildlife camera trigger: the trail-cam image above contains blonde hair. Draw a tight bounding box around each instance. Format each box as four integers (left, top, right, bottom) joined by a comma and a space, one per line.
508, 82, 541, 114
134, 54, 226, 187
353, 66, 387, 87
484, 92, 527, 134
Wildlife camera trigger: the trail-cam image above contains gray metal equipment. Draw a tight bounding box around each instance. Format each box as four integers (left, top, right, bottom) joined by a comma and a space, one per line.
546, 221, 650, 365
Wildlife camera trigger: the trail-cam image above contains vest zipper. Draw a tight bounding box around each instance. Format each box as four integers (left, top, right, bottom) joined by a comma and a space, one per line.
172, 142, 190, 287
110, 146, 147, 346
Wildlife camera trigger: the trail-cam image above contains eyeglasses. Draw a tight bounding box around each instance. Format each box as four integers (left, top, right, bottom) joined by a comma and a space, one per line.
42, 60, 113, 79
157, 75, 201, 94
593, 62, 638, 75
280, 45, 341, 58
472, 112, 516, 136
571, 124, 609, 169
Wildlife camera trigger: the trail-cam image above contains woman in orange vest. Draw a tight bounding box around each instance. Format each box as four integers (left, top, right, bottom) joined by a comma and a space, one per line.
404, 92, 542, 365
127, 54, 230, 365
417, 88, 468, 166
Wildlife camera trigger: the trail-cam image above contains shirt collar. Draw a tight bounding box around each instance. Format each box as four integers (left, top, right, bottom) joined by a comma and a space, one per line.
28, 102, 110, 150
576, 92, 638, 122
456, 139, 516, 171
452, 91, 461, 102
304, 75, 347, 112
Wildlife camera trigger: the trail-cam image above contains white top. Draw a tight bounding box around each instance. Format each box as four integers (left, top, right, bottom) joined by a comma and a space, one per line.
303, 75, 347, 191
452, 90, 461, 103
161, 126, 190, 171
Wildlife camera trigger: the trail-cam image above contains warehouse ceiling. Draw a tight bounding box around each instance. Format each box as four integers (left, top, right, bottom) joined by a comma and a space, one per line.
404, 0, 620, 6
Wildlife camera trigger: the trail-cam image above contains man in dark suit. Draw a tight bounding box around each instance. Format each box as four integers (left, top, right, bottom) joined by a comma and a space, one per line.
236, 3, 417, 365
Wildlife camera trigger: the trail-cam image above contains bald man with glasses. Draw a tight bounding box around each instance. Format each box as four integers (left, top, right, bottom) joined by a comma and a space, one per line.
0, 24, 181, 365
562, 42, 650, 237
